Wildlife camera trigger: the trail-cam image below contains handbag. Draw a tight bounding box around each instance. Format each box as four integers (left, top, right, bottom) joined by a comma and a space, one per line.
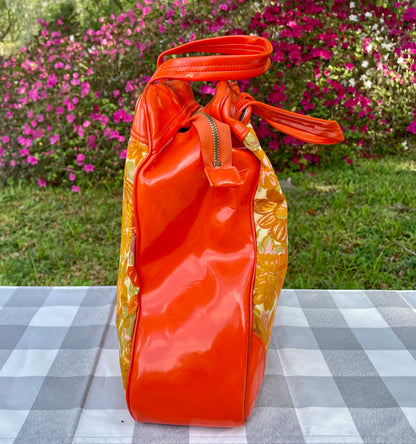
116, 35, 344, 427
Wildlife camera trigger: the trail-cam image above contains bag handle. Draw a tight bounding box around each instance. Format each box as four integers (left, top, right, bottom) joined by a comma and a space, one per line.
150, 35, 273, 83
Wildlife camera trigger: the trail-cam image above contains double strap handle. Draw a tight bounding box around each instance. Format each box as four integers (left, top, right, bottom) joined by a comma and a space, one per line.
151, 35, 273, 82
150, 35, 344, 145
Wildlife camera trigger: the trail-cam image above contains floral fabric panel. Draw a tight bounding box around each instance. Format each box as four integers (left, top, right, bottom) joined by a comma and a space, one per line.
116, 136, 149, 388
243, 126, 288, 351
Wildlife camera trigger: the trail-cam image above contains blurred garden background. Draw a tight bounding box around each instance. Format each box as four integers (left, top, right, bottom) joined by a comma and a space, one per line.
0, 0, 415, 288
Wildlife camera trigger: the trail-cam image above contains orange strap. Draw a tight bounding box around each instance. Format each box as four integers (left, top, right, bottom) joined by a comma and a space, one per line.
237, 95, 344, 145
151, 36, 272, 82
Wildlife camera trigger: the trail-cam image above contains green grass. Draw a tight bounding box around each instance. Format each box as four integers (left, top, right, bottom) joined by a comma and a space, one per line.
279, 155, 416, 289
0, 155, 415, 288
0, 182, 122, 286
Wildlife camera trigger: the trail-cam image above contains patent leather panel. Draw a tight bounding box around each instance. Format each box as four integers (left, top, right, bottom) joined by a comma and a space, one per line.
131, 80, 200, 148
127, 126, 260, 427
244, 332, 266, 420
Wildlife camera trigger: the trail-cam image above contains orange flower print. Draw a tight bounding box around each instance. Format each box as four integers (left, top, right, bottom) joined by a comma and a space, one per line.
254, 188, 287, 243
253, 252, 285, 311
258, 151, 278, 189
253, 307, 275, 350
127, 137, 148, 166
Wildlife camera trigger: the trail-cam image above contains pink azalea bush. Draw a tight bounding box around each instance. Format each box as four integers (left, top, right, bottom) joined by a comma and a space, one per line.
246, 0, 416, 169
0, 0, 415, 189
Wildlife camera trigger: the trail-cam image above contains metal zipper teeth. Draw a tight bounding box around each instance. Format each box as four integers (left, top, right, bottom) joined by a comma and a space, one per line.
202, 112, 221, 168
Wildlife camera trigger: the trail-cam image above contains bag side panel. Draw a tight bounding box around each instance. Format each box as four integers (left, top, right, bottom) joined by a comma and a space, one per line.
116, 136, 149, 387
127, 129, 260, 427
243, 126, 288, 351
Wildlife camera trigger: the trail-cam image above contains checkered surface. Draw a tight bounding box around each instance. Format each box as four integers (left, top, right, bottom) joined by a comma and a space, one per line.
0, 287, 415, 444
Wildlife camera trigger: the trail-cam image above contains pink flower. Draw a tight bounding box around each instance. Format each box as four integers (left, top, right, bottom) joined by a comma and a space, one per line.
28, 89, 40, 101
345, 62, 354, 71
83, 164, 94, 172
17, 136, 32, 147
403, 7, 416, 22
50, 134, 60, 145
72, 185, 80, 192
200, 85, 216, 95
66, 114, 75, 122
407, 121, 416, 134
76, 153, 85, 165
27, 155, 38, 165
19, 148, 29, 157
37, 179, 46, 187
1, 135, 9, 143
82, 120, 91, 128
87, 135, 96, 148
80, 82, 90, 98
143, 6, 151, 15
69, 172, 76, 181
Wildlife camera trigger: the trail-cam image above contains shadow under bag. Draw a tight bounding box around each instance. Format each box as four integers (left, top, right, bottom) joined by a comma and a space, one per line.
116, 35, 344, 427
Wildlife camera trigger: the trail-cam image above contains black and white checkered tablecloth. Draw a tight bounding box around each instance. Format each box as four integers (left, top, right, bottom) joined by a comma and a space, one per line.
0, 286, 415, 443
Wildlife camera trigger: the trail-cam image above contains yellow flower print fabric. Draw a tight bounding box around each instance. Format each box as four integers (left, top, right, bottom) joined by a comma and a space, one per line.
243, 126, 288, 351
116, 136, 149, 388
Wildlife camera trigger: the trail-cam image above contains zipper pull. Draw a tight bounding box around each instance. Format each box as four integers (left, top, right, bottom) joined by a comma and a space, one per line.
191, 113, 243, 187
201, 113, 222, 168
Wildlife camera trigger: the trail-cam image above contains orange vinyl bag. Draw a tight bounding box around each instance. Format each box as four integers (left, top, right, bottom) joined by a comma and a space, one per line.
116, 35, 344, 427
